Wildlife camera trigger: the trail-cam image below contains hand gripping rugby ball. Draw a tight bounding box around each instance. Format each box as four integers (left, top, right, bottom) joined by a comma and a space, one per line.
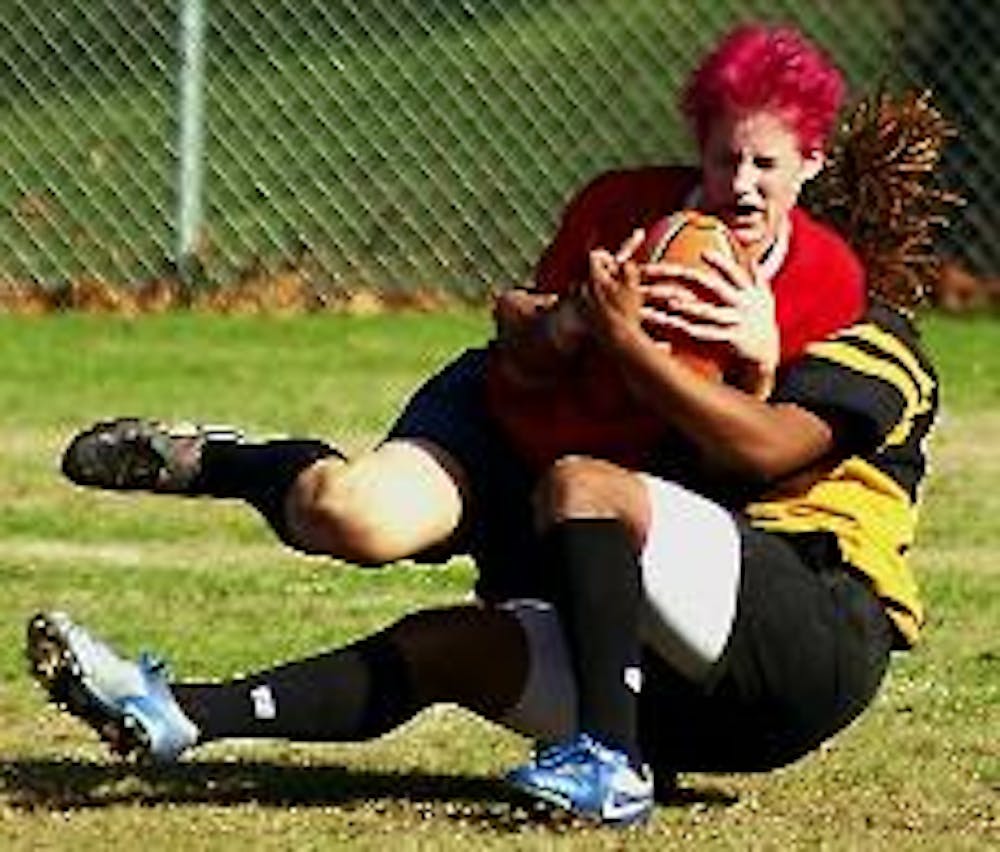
633, 209, 749, 381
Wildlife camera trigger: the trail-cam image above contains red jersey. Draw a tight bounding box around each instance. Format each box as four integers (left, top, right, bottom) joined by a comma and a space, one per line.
487, 166, 865, 469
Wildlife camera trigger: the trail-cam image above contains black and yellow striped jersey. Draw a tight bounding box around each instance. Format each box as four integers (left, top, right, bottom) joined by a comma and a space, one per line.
746, 301, 938, 646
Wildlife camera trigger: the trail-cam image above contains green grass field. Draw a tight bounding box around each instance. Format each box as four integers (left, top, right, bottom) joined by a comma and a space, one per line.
0, 310, 996, 849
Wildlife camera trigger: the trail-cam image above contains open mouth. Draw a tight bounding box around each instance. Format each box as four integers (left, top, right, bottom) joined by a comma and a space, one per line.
730, 203, 761, 219
719, 205, 762, 232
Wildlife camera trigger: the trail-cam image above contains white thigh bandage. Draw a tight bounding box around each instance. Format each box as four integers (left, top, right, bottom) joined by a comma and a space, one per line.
637, 475, 742, 683
496, 599, 577, 741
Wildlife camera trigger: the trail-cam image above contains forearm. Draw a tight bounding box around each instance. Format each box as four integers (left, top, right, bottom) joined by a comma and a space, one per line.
607, 325, 831, 482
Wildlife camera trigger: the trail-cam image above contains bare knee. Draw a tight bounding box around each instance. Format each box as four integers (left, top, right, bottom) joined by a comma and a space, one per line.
536, 455, 629, 521
286, 445, 464, 565
285, 459, 402, 564
534, 455, 650, 543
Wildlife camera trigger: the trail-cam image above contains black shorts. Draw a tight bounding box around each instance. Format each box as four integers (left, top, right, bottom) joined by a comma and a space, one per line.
639, 525, 895, 774
386, 347, 547, 601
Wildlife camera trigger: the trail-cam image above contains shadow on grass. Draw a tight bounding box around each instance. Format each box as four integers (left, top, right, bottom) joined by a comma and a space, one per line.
1, 757, 738, 829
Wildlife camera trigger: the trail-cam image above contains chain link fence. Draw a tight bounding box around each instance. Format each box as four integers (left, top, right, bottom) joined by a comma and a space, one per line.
0, 0, 995, 300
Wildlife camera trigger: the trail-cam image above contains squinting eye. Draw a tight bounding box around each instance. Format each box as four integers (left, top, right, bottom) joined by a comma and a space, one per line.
754, 156, 777, 170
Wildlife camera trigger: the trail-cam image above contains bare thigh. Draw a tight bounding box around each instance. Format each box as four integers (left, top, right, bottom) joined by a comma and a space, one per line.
285, 438, 469, 564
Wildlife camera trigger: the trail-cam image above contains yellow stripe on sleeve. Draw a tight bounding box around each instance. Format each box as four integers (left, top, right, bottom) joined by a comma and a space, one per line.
805, 335, 931, 446
849, 324, 935, 401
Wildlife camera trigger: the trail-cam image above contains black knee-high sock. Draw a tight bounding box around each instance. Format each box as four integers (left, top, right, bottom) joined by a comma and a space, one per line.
171, 629, 416, 743
544, 518, 643, 767
192, 439, 343, 543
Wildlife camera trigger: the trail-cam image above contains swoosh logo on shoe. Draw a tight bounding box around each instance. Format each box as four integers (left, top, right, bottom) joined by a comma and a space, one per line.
601, 793, 650, 822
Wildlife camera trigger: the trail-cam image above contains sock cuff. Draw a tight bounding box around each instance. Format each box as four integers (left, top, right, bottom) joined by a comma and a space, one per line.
196, 438, 342, 499
541, 517, 637, 591
543, 517, 634, 550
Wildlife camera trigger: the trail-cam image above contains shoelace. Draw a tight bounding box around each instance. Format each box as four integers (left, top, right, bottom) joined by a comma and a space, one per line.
138, 651, 170, 680
532, 734, 609, 770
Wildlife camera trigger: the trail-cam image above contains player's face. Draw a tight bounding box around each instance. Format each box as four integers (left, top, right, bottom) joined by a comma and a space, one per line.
700, 109, 823, 260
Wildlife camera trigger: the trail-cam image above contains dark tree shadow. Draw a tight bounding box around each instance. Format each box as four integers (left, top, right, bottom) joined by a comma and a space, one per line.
1, 757, 738, 830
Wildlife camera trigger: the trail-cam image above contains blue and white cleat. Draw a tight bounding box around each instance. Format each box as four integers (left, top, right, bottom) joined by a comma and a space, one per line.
506, 732, 654, 827
26, 611, 199, 762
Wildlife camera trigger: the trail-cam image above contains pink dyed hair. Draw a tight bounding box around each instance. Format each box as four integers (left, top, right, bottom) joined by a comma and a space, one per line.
682, 24, 845, 153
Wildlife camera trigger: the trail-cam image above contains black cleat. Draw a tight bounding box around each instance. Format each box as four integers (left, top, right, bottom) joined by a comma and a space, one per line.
61, 417, 243, 493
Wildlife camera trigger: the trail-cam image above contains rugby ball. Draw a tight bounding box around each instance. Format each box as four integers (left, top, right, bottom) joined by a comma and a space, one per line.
634, 210, 747, 380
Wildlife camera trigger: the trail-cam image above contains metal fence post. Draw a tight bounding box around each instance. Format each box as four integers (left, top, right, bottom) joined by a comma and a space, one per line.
176, 0, 207, 286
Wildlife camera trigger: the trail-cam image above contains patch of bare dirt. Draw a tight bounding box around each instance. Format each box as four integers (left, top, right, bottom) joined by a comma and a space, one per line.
0, 270, 472, 316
